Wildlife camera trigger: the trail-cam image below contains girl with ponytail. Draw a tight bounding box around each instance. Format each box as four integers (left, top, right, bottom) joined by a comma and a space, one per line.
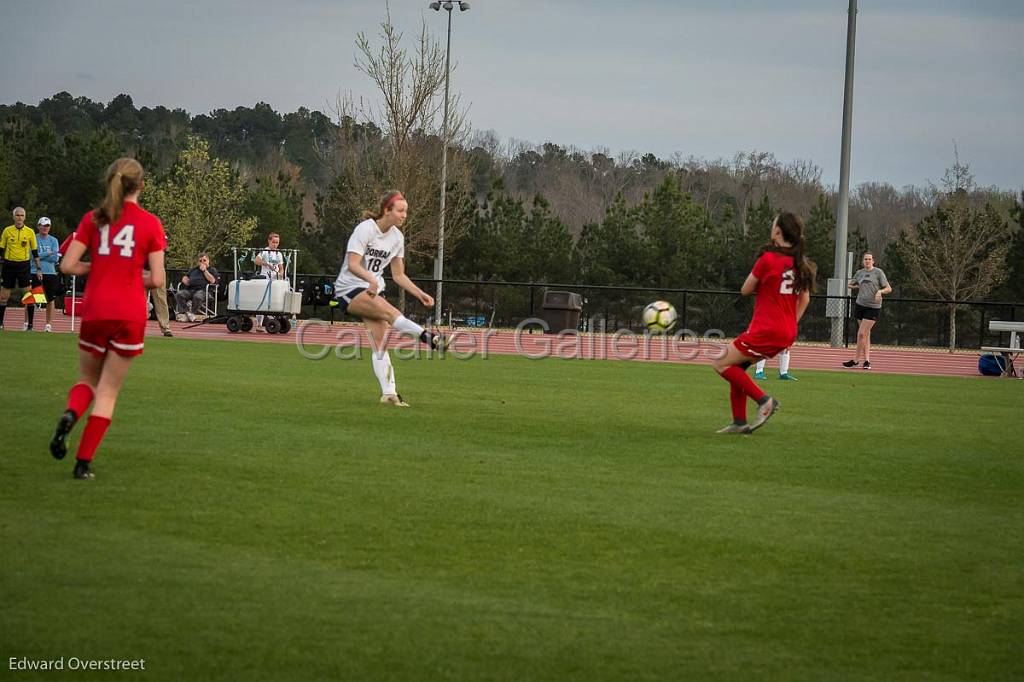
711, 212, 816, 434
331, 190, 448, 407
51, 158, 167, 479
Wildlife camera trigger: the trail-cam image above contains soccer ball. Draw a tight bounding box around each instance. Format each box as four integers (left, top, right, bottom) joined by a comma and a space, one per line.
642, 300, 677, 334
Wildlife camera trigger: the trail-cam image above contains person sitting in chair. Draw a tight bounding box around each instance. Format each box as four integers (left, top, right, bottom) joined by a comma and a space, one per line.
175, 252, 220, 322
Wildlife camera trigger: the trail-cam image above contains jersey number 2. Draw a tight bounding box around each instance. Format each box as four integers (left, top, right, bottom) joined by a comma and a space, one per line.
779, 269, 795, 295
98, 224, 136, 257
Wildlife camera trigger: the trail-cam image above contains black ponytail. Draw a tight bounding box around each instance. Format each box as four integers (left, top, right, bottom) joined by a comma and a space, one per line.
761, 212, 817, 293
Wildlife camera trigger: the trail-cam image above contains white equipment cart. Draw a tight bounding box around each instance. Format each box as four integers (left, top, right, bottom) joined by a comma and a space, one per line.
225, 247, 302, 334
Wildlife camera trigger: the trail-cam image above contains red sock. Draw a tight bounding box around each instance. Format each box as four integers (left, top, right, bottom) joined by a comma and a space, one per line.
66, 382, 95, 418
76, 415, 111, 462
721, 365, 766, 403
729, 385, 747, 423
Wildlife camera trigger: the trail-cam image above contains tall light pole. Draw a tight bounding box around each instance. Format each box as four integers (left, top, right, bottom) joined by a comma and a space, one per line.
830, 0, 858, 347
429, 0, 469, 325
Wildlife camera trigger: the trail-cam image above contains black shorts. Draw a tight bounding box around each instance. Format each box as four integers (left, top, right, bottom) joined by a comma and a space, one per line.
333, 287, 369, 315
854, 303, 880, 321
40, 274, 63, 302
1, 260, 31, 289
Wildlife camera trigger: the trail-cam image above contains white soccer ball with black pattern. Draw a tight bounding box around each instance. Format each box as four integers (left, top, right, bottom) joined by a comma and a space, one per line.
642, 300, 677, 334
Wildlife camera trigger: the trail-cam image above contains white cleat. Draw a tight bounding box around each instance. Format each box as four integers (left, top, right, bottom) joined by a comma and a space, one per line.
716, 422, 751, 435
380, 393, 410, 407
748, 397, 780, 432
45, 323, 53, 332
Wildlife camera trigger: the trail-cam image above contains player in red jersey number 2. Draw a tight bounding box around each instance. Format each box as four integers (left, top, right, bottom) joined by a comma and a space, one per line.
712, 213, 816, 434
50, 158, 167, 479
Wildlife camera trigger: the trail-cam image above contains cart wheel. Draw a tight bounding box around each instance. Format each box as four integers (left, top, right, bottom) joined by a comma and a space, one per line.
278, 317, 292, 334
226, 316, 241, 333
240, 316, 254, 332
264, 317, 281, 334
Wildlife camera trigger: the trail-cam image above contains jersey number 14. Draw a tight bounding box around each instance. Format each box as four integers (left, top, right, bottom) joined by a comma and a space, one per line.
97, 224, 136, 257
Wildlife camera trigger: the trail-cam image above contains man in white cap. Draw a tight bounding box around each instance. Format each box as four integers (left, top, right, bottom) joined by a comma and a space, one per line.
32, 216, 62, 332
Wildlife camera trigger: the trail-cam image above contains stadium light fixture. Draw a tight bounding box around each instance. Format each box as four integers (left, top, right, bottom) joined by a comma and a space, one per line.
428, 0, 470, 324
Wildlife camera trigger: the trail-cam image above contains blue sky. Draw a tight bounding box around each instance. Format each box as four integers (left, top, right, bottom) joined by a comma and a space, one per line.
1, 1, 1021, 190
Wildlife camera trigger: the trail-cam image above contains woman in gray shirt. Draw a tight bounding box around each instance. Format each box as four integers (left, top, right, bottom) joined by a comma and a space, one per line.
843, 251, 892, 370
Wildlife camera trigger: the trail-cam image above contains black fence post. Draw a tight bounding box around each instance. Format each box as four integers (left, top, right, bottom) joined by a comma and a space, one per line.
681, 291, 688, 330
978, 306, 986, 349
844, 296, 851, 347
895, 298, 901, 347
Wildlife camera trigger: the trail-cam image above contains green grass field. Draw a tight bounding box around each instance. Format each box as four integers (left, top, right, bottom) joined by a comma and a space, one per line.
2, 333, 1022, 681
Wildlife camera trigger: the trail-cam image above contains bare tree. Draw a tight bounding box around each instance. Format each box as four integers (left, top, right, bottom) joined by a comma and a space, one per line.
734, 151, 776, 234
898, 159, 1011, 350
328, 4, 472, 263
848, 182, 933, 250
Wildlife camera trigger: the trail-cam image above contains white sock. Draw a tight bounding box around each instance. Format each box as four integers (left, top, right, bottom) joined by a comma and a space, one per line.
755, 358, 767, 374
256, 314, 264, 327
778, 349, 791, 375
392, 315, 425, 338
371, 350, 397, 395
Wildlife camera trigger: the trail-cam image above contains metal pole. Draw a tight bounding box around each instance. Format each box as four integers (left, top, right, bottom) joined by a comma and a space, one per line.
831, 0, 858, 347
70, 275, 77, 332
434, 8, 453, 325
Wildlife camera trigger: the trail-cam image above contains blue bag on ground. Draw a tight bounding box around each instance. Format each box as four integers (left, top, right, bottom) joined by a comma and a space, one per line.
978, 353, 1006, 376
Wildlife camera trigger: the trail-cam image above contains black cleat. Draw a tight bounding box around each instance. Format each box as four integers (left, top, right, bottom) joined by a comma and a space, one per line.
862, 361, 872, 370
73, 460, 94, 480
50, 410, 77, 460
421, 330, 449, 351
842, 359, 858, 368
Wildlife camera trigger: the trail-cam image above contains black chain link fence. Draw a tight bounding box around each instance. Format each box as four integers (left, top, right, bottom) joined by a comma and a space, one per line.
62, 272, 1022, 352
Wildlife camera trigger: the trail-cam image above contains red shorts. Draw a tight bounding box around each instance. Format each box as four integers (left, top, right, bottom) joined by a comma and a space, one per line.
79, 320, 147, 357
733, 332, 790, 360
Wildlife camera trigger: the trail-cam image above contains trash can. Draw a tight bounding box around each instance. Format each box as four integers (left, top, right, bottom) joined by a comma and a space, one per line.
541, 290, 582, 333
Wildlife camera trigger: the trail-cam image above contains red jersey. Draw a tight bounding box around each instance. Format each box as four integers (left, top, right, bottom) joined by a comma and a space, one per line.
59, 232, 76, 256
74, 202, 166, 322
745, 250, 799, 347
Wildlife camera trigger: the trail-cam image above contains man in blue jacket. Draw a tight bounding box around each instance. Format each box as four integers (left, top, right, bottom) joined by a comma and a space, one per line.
31, 217, 61, 332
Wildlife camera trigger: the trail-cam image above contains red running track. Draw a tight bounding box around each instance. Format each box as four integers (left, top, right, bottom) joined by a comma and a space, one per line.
3, 308, 989, 378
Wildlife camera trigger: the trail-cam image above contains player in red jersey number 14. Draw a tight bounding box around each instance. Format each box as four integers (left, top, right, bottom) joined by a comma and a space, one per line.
50, 158, 167, 479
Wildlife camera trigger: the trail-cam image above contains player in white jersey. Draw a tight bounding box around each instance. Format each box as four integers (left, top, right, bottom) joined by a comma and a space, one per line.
754, 347, 797, 381
333, 190, 447, 407
255, 232, 285, 279
254, 232, 285, 330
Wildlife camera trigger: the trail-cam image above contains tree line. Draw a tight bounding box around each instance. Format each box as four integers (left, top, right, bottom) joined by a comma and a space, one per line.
2, 5, 1022, 348
3, 90, 1020, 295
